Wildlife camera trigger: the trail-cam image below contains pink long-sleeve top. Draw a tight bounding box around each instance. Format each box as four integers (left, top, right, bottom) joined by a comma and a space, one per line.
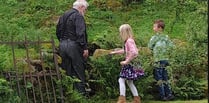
114, 38, 138, 63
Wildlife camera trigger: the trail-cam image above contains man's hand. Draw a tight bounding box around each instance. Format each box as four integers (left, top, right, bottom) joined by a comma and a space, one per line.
83, 49, 89, 59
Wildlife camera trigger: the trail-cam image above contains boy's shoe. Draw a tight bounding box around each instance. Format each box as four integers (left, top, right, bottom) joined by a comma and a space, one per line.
166, 95, 175, 100
160, 97, 168, 101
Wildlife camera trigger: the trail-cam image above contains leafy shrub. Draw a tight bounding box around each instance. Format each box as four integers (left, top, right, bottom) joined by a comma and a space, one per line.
0, 78, 20, 103
89, 55, 122, 98
56, 70, 87, 103
170, 45, 208, 100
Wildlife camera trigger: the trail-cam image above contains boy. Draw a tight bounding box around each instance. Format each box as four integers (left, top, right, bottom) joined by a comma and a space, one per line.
148, 19, 175, 101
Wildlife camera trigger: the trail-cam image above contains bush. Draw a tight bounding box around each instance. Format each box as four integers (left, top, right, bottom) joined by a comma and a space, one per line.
0, 78, 20, 103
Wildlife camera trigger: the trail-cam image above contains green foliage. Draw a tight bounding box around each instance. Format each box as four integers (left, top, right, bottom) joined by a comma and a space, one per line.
56, 69, 87, 103
185, 3, 208, 47
0, 45, 13, 71
169, 45, 208, 99
143, 99, 208, 103
0, 78, 20, 103
92, 0, 122, 11
173, 77, 206, 100
0, 0, 207, 101
89, 55, 122, 98
0, 0, 74, 41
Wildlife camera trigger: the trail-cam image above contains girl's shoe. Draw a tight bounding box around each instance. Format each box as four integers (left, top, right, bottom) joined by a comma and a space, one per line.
132, 96, 141, 103
117, 95, 126, 103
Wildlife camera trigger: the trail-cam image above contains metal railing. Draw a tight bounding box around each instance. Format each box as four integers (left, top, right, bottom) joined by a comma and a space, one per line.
0, 36, 64, 103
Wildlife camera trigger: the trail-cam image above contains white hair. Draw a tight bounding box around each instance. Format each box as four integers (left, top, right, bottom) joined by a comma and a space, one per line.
73, 0, 89, 8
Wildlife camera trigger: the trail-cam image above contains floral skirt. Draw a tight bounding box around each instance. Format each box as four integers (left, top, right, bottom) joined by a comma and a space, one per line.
119, 64, 144, 80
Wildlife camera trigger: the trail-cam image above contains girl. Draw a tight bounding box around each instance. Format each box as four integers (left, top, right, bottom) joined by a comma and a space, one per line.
110, 24, 143, 103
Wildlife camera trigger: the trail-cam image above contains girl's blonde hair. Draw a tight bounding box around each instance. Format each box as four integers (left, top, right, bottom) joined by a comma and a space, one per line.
119, 24, 133, 42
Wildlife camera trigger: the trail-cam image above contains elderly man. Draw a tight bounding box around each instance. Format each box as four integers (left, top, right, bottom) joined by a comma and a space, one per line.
56, 0, 89, 96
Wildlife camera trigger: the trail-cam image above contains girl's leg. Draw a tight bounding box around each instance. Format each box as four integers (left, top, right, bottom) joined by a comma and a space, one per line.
126, 80, 138, 96
127, 80, 141, 103
118, 78, 126, 96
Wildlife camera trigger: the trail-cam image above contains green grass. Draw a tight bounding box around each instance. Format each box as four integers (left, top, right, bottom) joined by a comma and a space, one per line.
108, 99, 208, 103
142, 99, 208, 103
0, 1, 207, 102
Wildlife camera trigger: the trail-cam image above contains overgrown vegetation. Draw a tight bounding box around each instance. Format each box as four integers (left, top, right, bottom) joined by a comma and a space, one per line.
0, 78, 20, 102
0, 0, 207, 102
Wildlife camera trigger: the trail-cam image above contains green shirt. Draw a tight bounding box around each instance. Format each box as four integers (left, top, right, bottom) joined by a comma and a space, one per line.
148, 33, 174, 62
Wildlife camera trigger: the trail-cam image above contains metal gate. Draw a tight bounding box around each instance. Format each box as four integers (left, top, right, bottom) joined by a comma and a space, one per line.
0, 36, 64, 103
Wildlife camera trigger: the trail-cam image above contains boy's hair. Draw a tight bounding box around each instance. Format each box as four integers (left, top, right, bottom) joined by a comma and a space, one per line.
119, 24, 133, 42
154, 19, 165, 30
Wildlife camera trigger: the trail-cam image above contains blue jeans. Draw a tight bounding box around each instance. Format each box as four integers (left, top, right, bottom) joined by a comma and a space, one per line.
153, 60, 172, 98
